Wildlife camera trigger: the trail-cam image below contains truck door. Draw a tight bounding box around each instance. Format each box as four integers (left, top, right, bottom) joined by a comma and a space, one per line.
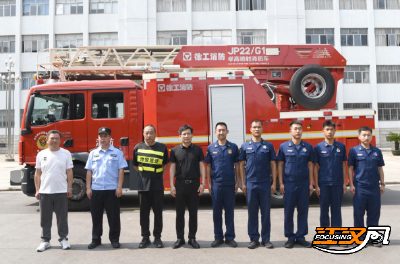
87, 90, 129, 152
209, 85, 245, 146
71, 92, 87, 152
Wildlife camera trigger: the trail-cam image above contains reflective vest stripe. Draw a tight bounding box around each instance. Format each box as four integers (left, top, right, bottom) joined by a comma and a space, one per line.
137, 149, 164, 157
138, 166, 164, 173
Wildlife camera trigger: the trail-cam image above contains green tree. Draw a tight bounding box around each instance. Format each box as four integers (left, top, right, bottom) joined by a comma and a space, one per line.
386, 132, 400, 150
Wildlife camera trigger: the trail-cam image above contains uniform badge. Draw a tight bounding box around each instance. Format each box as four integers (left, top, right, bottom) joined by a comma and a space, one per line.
289, 143, 292, 147
357, 154, 363, 156
321, 151, 327, 154
213, 152, 218, 154
303, 148, 307, 152
337, 148, 340, 152
43, 157, 47, 161
287, 149, 293, 152
111, 154, 117, 157
94, 154, 99, 157
228, 149, 232, 154
247, 147, 253, 150
215, 145, 217, 147
374, 152, 378, 156
263, 145, 267, 149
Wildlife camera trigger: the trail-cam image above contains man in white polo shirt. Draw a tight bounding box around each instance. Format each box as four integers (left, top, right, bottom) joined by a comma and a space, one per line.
34, 130, 74, 252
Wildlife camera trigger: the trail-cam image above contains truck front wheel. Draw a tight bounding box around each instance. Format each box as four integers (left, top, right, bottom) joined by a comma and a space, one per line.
68, 164, 90, 211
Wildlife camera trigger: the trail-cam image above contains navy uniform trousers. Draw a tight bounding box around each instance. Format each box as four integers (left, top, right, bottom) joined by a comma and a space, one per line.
212, 184, 235, 240
353, 185, 381, 227
319, 185, 343, 227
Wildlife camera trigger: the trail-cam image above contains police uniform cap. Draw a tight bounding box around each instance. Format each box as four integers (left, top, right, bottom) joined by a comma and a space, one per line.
98, 127, 111, 135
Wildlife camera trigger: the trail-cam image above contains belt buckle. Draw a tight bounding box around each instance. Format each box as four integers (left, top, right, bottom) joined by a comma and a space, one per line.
184, 180, 191, 184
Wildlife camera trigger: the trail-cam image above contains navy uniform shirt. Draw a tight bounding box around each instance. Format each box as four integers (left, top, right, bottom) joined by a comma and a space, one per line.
204, 140, 239, 185
348, 144, 384, 187
314, 140, 347, 186
277, 140, 314, 184
85, 145, 128, 190
238, 139, 277, 183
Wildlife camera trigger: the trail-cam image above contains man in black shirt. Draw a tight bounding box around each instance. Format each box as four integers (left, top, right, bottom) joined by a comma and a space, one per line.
170, 124, 206, 249
133, 124, 169, 249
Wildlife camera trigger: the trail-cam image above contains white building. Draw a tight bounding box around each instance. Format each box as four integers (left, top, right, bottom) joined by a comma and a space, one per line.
1, 0, 400, 153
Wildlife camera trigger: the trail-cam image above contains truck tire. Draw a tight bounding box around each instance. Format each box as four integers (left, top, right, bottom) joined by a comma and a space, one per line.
68, 164, 90, 211
289, 64, 335, 109
271, 181, 284, 208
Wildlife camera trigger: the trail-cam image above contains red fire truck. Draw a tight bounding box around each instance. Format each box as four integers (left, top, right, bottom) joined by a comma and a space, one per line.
18, 45, 375, 211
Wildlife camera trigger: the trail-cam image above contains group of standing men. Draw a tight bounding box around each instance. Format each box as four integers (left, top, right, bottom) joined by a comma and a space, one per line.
33, 119, 385, 252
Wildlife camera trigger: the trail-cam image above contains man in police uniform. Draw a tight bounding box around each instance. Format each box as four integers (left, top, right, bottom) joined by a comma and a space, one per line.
133, 124, 169, 249
313, 121, 347, 248
85, 127, 128, 249
205, 122, 240, 248
348, 126, 385, 247
239, 119, 277, 249
278, 120, 314, 248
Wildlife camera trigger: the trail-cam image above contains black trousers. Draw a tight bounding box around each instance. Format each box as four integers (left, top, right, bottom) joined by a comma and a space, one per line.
139, 190, 164, 238
175, 180, 200, 240
91, 190, 121, 243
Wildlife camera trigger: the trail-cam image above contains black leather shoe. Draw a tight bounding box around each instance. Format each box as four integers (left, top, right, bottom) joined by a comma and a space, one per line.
248, 240, 260, 249
225, 239, 238, 248
172, 239, 185, 249
153, 238, 164, 248
284, 240, 295, 249
111, 241, 120, 248
88, 241, 101, 249
296, 240, 312, 248
261, 241, 274, 248
139, 238, 151, 249
211, 238, 224, 248
188, 239, 200, 249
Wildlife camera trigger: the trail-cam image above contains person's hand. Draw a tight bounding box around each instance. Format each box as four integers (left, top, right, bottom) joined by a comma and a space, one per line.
235, 182, 239, 194
271, 183, 276, 194
86, 188, 92, 199
116, 187, 122, 198
35, 191, 40, 200
309, 184, 314, 196
280, 184, 285, 197
198, 184, 205, 196
380, 185, 385, 195
350, 185, 355, 197
241, 184, 247, 196
67, 189, 72, 198
316, 186, 320, 197
343, 184, 347, 194
170, 186, 176, 198
208, 185, 212, 195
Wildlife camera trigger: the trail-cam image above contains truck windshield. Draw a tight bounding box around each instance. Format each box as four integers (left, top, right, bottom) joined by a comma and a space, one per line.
30, 94, 70, 126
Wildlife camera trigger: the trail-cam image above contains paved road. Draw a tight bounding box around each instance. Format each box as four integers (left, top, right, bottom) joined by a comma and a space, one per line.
0, 186, 399, 264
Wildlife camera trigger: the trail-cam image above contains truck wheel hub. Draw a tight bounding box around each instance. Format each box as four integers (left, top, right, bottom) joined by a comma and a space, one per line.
71, 178, 86, 201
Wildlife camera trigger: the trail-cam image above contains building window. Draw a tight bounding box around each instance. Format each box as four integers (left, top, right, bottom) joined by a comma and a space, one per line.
21, 72, 37, 90
157, 0, 186, 12
339, 0, 367, 9
237, 30, 267, 44
376, 65, 400, 83
343, 103, 372, 109
23, 0, 49, 16
157, 31, 187, 45
192, 30, 231, 45
56, 0, 83, 15
0, 109, 15, 128
192, 0, 230, 11
22, 35, 49, 53
89, 0, 118, 14
378, 103, 400, 121
0, 36, 15, 53
375, 28, 400, 46
89, 32, 118, 46
56, 34, 83, 48
341, 29, 368, 46
0, 0, 16, 16
306, 29, 334, 45
373, 0, 400, 9
236, 0, 266, 10
305, 0, 333, 10
0, 72, 15, 90
344, 66, 370, 83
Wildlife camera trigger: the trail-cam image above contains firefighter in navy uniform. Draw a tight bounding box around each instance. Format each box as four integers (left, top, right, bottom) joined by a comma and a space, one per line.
313, 121, 347, 249
348, 126, 385, 247
278, 120, 314, 249
205, 122, 240, 248
85, 127, 128, 249
239, 119, 277, 249
133, 124, 169, 249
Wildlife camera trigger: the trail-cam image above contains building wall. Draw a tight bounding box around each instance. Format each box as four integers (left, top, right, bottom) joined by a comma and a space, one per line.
0, 0, 400, 152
